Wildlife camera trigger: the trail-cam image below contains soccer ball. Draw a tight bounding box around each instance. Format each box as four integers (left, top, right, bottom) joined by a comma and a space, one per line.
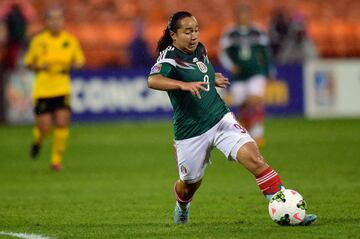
268, 189, 307, 225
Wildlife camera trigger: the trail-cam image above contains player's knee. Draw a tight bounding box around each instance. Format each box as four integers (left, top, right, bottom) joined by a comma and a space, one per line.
39, 125, 51, 136
55, 119, 69, 128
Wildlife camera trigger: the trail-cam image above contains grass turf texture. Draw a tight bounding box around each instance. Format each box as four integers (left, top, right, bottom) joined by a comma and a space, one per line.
0, 118, 359, 238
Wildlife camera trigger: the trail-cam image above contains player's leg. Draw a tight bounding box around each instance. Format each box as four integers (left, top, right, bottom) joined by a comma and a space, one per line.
31, 98, 53, 159
229, 79, 266, 147
173, 133, 212, 224
174, 179, 202, 224
229, 81, 247, 122
242, 75, 266, 147
242, 96, 265, 145
174, 179, 202, 204
213, 112, 279, 197
234, 142, 317, 225
214, 113, 316, 225
52, 107, 71, 171
31, 113, 52, 158
235, 141, 282, 198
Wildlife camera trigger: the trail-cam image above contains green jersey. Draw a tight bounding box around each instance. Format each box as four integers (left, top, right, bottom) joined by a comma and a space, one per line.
149, 43, 229, 140
219, 25, 275, 81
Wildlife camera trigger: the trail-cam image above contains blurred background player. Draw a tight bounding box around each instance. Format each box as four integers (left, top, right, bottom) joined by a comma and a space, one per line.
148, 11, 316, 225
128, 19, 153, 68
1, 1, 28, 71
276, 11, 318, 65
24, 6, 85, 171
219, 4, 275, 147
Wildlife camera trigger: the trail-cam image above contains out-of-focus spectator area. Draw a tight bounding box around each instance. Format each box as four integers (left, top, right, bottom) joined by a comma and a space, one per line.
2, 0, 360, 68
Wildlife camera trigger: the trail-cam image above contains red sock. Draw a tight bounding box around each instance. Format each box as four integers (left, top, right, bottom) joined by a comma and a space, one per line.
254, 105, 265, 124
256, 167, 283, 196
239, 105, 253, 130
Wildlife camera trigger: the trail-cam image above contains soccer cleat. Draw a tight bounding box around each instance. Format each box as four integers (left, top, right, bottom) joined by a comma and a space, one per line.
51, 163, 63, 172
30, 143, 41, 159
174, 202, 190, 224
299, 214, 317, 226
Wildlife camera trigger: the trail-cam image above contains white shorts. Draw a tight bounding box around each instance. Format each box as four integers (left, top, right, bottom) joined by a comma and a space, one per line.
174, 112, 255, 183
230, 75, 266, 106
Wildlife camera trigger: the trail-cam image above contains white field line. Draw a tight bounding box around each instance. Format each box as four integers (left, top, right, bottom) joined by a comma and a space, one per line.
0, 231, 54, 239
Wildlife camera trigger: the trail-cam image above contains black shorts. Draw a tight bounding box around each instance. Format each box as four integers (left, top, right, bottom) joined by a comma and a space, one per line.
34, 95, 71, 115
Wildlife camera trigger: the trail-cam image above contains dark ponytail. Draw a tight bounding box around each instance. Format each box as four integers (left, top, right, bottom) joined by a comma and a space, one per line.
157, 28, 173, 53
156, 11, 193, 53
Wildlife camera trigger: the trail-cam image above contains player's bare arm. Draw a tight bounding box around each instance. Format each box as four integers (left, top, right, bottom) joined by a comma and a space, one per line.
148, 74, 208, 99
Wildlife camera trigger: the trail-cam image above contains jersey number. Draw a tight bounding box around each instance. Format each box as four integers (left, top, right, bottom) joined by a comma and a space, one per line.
239, 46, 251, 60
203, 75, 210, 91
234, 123, 247, 133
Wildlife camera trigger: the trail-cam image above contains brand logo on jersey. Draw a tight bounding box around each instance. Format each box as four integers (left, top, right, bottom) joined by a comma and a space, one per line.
196, 61, 208, 73
192, 57, 199, 62
150, 64, 162, 74
180, 165, 187, 174
63, 41, 70, 48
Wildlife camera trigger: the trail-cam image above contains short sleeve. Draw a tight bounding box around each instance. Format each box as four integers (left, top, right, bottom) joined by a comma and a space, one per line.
24, 37, 39, 66
71, 37, 85, 66
149, 63, 173, 77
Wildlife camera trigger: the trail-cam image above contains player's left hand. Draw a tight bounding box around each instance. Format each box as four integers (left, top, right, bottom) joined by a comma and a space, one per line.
215, 73, 230, 88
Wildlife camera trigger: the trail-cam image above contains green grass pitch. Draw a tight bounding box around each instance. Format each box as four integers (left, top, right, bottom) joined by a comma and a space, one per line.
0, 118, 359, 238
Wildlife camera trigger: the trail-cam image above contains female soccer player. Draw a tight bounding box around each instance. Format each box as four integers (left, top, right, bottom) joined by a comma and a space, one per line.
24, 6, 85, 171
147, 11, 316, 225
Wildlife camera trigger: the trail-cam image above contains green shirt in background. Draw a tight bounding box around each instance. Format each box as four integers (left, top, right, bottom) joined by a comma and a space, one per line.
219, 25, 275, 81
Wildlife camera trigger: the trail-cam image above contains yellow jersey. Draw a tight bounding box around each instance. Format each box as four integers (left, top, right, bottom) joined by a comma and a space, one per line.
24, 30, 85, 99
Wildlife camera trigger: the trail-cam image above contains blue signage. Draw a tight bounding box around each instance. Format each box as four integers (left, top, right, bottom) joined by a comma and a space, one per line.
266, 64, 304, 115
71, 68, 172, 122
71, 65, 304, 122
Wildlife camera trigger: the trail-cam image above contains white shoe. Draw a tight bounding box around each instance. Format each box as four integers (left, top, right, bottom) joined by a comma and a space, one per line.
174, 202, 190, 224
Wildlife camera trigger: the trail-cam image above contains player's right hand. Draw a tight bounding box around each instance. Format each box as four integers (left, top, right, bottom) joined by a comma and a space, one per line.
180, 81, 209, 99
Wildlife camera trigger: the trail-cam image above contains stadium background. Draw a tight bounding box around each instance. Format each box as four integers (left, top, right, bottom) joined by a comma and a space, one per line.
0, 0, 359, 238
19, 0, 360, 67
2, 0, 360, 123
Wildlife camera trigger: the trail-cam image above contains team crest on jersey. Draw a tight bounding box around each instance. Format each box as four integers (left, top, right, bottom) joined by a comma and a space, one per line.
196, 61, 208, 73
150, 64, 162, 74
